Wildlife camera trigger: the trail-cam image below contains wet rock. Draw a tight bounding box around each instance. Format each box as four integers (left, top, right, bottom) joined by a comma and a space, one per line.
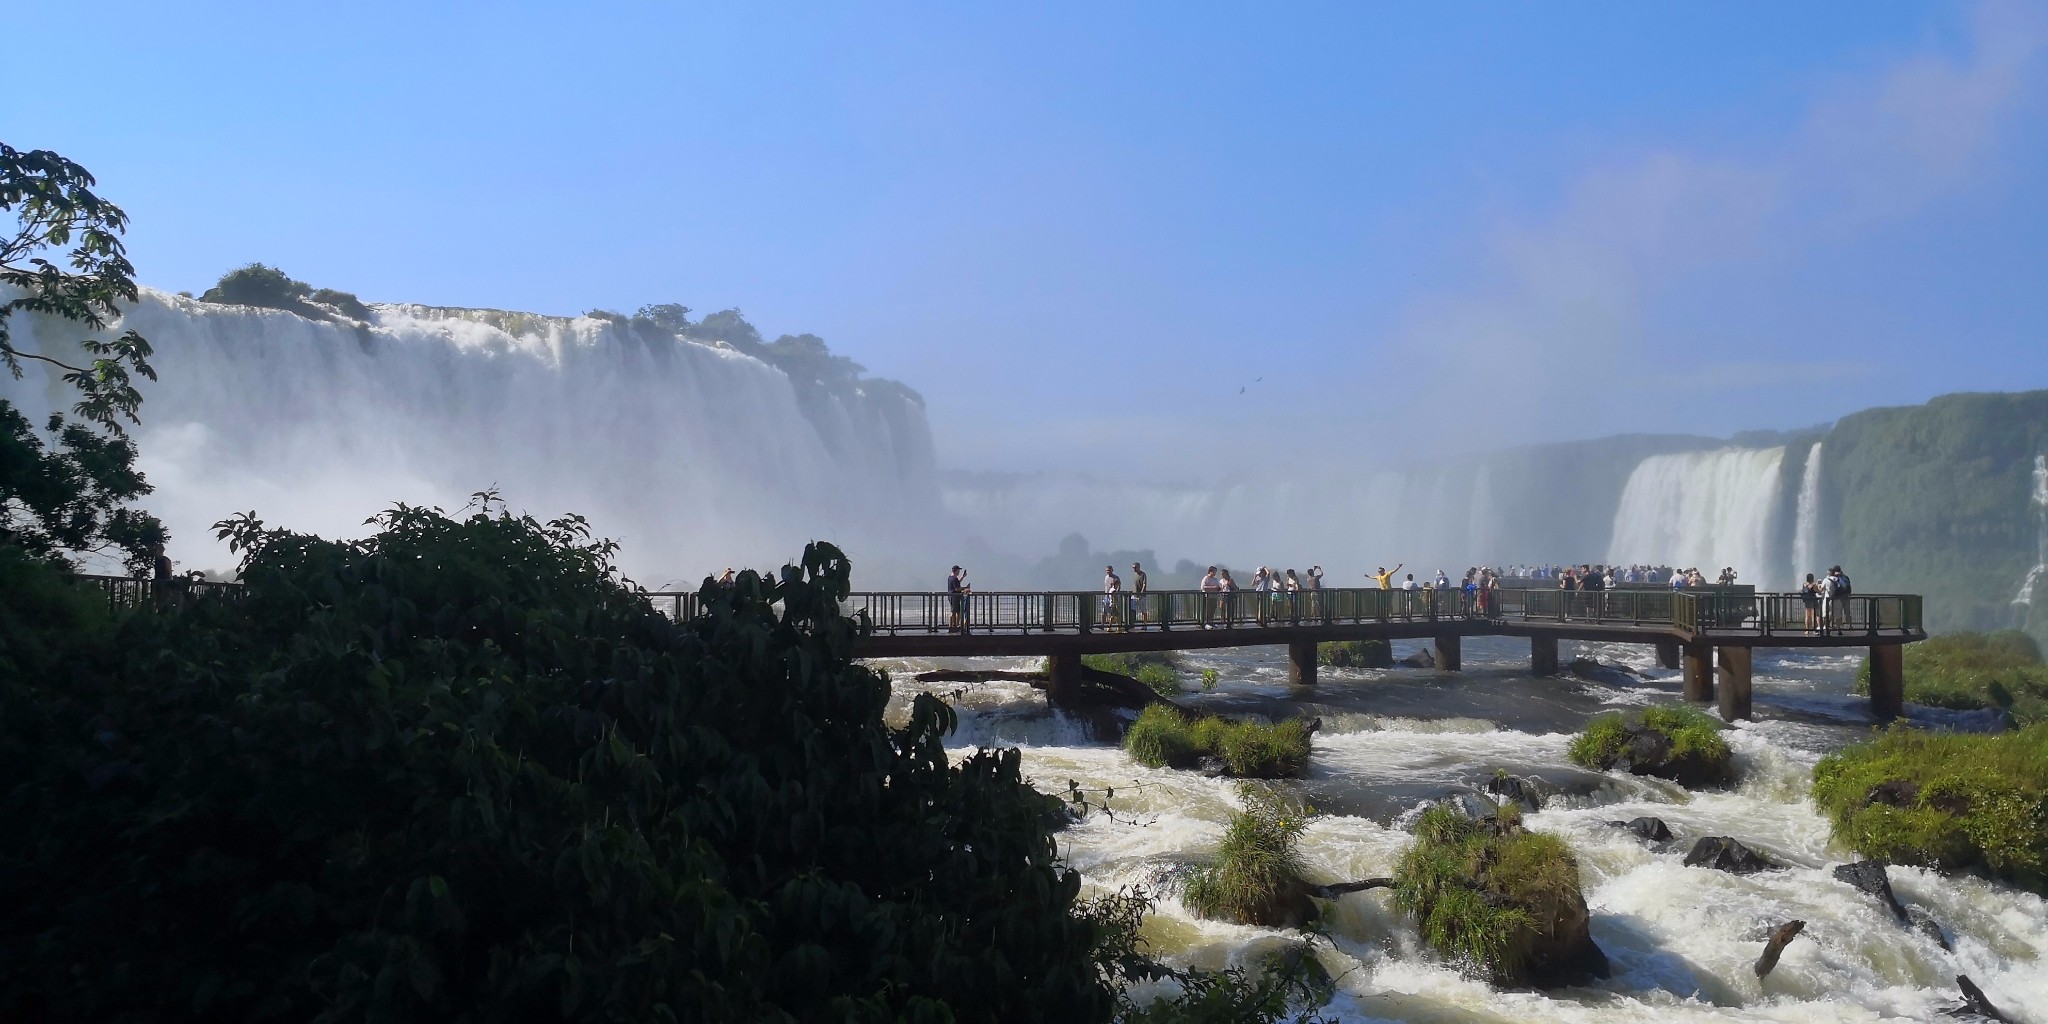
1486, 772, 1556, 811
1683, 836, 1779, 874
1399, 649, 1437, 669
1605, 816, 1673, 842
1866, 779, 1921, 808
1193, 755, 1230, 778
1568, 657, 1641, 685
1910, 906, 1954, 952
1947, 974, 2012, 1022
1832, 860, 1907, 921
1442, 791, 1502, 821
1752, 919, 1805, 979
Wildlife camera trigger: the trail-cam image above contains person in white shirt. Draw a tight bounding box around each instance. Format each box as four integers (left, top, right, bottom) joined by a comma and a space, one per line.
1200, 566, 1222, 628
1101, 565, 1122, 628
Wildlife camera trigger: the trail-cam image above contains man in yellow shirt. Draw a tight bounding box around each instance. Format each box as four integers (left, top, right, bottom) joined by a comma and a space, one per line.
1371, 563, 1403, 590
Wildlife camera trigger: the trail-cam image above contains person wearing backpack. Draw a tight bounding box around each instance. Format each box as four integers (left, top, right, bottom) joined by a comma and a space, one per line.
1826, 566, 1852, 632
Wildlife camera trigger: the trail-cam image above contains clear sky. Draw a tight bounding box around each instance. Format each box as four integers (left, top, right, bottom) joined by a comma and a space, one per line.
7, 1, 2046, 479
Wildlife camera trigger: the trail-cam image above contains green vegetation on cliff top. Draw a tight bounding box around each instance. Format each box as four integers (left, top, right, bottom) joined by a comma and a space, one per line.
1811, 723, 2048, 895
1856, 630, 2048, 725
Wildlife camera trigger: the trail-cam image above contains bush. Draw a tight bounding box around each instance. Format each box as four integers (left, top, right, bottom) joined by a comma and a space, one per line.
0, 506, 1124, 1021
1856, 630, 2048, 725
1811, 723, 2048, 894
1125, 706, 1311, 778
1393, 804, 1604, 987
1319, 639, 1392, 668
1135, 662, 1181, 698
1183, 787, 1313, 927
200, 263, 373, 324
1567, 706, 1732, 787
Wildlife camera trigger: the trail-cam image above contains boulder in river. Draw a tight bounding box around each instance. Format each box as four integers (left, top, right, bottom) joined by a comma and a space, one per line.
1909, 906, 1953, 952
1567, 707, 1733, 787
1684, 836, 1779, 874
1399, 648, 1437, 669
1832, 860, 1908, 921
1486, 771, 1557, 811
1606, 816, 1673, 842
1394, 803, 1609, 988
1568, 657, 1642, 686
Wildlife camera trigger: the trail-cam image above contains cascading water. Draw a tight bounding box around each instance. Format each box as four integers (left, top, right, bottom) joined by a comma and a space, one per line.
1790, 442, 1824, 583
4, 289, 941, 582
1607, 447, 1787, 584
2014, 454, 2048, 621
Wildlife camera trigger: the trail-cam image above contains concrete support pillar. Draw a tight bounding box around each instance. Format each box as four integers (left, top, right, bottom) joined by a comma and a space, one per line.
1656, 638, 1681, 671
1047, 650, 1081, 706
1434, 634, 1463, 672
1717, 645, 1753, 722
1682, 643, 1715, 702
1868, 644, 1904, 722
1530, 636, 1559, 676
1287, 641, 1317, 686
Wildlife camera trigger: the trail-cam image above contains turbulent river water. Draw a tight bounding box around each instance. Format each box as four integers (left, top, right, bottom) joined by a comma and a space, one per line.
873, 639, 2045, 1022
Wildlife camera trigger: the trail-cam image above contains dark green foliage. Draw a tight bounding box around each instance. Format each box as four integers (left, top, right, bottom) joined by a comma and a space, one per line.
1183, 788, 1313, 927
1124, 706, 1312, 778
1088, 887, 1331, 1022
1825, 390, 2048, 636
1, 143, 155, 433
632, 302, 692, 333
1394, 805, 1598, 987
1567, 706, 1733, 787
201, 263, 374, 325
1318, 639, 1392, 669
1811, 723, 2048, 894
1855, 630, 2048, 725
0, 399, 165, 572
0, 504, 1124, 1021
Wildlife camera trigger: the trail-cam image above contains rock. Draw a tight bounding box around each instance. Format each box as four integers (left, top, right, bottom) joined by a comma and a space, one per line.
1442, 791, 1502, 821
1399, 649, 1437, 669
1569, 657, 1641, 685
1605, 816, 1673, 842
1684, 836, 1779, 874
1752, 919, 1806, 978
1947, 975, 2012, 1022
1833, 860, 1908, 922
1486, 772, 1552, 811
1866, 779, 1921, 808
1910, 906, 1953, 952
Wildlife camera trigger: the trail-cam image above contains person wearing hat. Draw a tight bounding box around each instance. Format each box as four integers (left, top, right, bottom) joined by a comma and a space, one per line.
946, 565, 969, 633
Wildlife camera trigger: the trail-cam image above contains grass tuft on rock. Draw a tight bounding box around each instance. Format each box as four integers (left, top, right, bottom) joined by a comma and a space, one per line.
1124, 705, 1311, 778
1855, 630, 2048, 725
1319, 639, 1392, 668
1567, 706, 1732, 787
1183, 786, 1315, 927
1811, 722, 2048, 894
1394, 804, 1603, 988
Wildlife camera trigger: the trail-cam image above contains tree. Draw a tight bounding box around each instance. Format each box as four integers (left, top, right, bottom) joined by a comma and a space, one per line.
200, 263, 373, 324
0, 401, 164, 572
633, 302, 692, 333
0, 143, 154, 434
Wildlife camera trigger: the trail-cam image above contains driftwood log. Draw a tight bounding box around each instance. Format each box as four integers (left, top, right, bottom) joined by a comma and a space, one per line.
1305, 877, 1394, 899
1949, 975, 2011, 1022
913, 666, 1191, 714
1752, 919, 1805, 978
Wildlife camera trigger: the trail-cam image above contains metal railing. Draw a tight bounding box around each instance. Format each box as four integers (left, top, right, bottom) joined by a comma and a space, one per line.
1673, 592, 1921, 638
75, 574, 248, 612
819, 587, 1480, 635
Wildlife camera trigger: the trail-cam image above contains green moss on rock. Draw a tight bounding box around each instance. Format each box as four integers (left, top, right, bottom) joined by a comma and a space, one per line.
1567, 706, 1733, 787
1319, 639, 1392, 668
1184, 787, 1316, 927
1811, 723, 2048, 894
1124, 705, 1312, 778
1393, 804, 1607, 988
1855, 630, 2048, 725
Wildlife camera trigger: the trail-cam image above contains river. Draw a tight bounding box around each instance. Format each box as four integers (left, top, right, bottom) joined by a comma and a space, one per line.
874, 638, 2045, 1022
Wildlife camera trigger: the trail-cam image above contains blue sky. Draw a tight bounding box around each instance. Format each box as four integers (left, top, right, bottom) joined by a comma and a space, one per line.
7, 1, 2046, 478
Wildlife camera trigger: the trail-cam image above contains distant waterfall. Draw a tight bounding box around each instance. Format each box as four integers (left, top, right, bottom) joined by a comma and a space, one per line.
1790, 442, 1825, 582
2016, 455, 2048, 616
1606, 447, 1787, 583
5, 290, 941, 582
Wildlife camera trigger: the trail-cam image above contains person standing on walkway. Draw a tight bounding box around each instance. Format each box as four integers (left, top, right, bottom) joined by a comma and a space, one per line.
1252, 567, 1271, 625
1825, 566, 1852, 632
1130, 561, 1149, 624
1101, 564, 1122, 629
1219, 569, 1239, 626
1372, 564, 1403, 590
1283, 568, 1302, 623
1800, 572, 1822, 633
1200, 565, 1223, 628
1306, 565, 1324, 620
947, 565, 970, 633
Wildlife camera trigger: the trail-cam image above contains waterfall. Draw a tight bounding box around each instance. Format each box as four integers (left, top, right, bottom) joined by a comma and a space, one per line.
2016, 454, 2048, 612
1790, 441, 1824, 583
1605, 446, 1787, 584
5, 290, 940, 582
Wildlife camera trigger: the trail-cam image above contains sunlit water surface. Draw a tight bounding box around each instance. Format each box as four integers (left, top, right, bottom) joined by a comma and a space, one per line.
872, 637, 2045, 1023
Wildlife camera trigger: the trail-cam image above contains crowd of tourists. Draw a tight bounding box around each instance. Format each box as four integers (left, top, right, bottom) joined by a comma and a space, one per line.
933, 560, 1856, 634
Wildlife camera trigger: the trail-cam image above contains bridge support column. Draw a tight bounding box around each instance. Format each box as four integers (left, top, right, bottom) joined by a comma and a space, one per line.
1656, 638, 1681, 671
1868, 643, 1904, 721
1717, 646, 1753, 721
1530, 636, 1558, 676
1047, 650, 1081, 705
1434, 634, 1462, 672
1682, 643, 1714, 702
1287, 641, 1317, 686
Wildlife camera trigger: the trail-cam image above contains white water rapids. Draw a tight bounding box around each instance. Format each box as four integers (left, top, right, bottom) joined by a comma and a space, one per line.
4, 290, 940, 584
879, 641, 2045, 1022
